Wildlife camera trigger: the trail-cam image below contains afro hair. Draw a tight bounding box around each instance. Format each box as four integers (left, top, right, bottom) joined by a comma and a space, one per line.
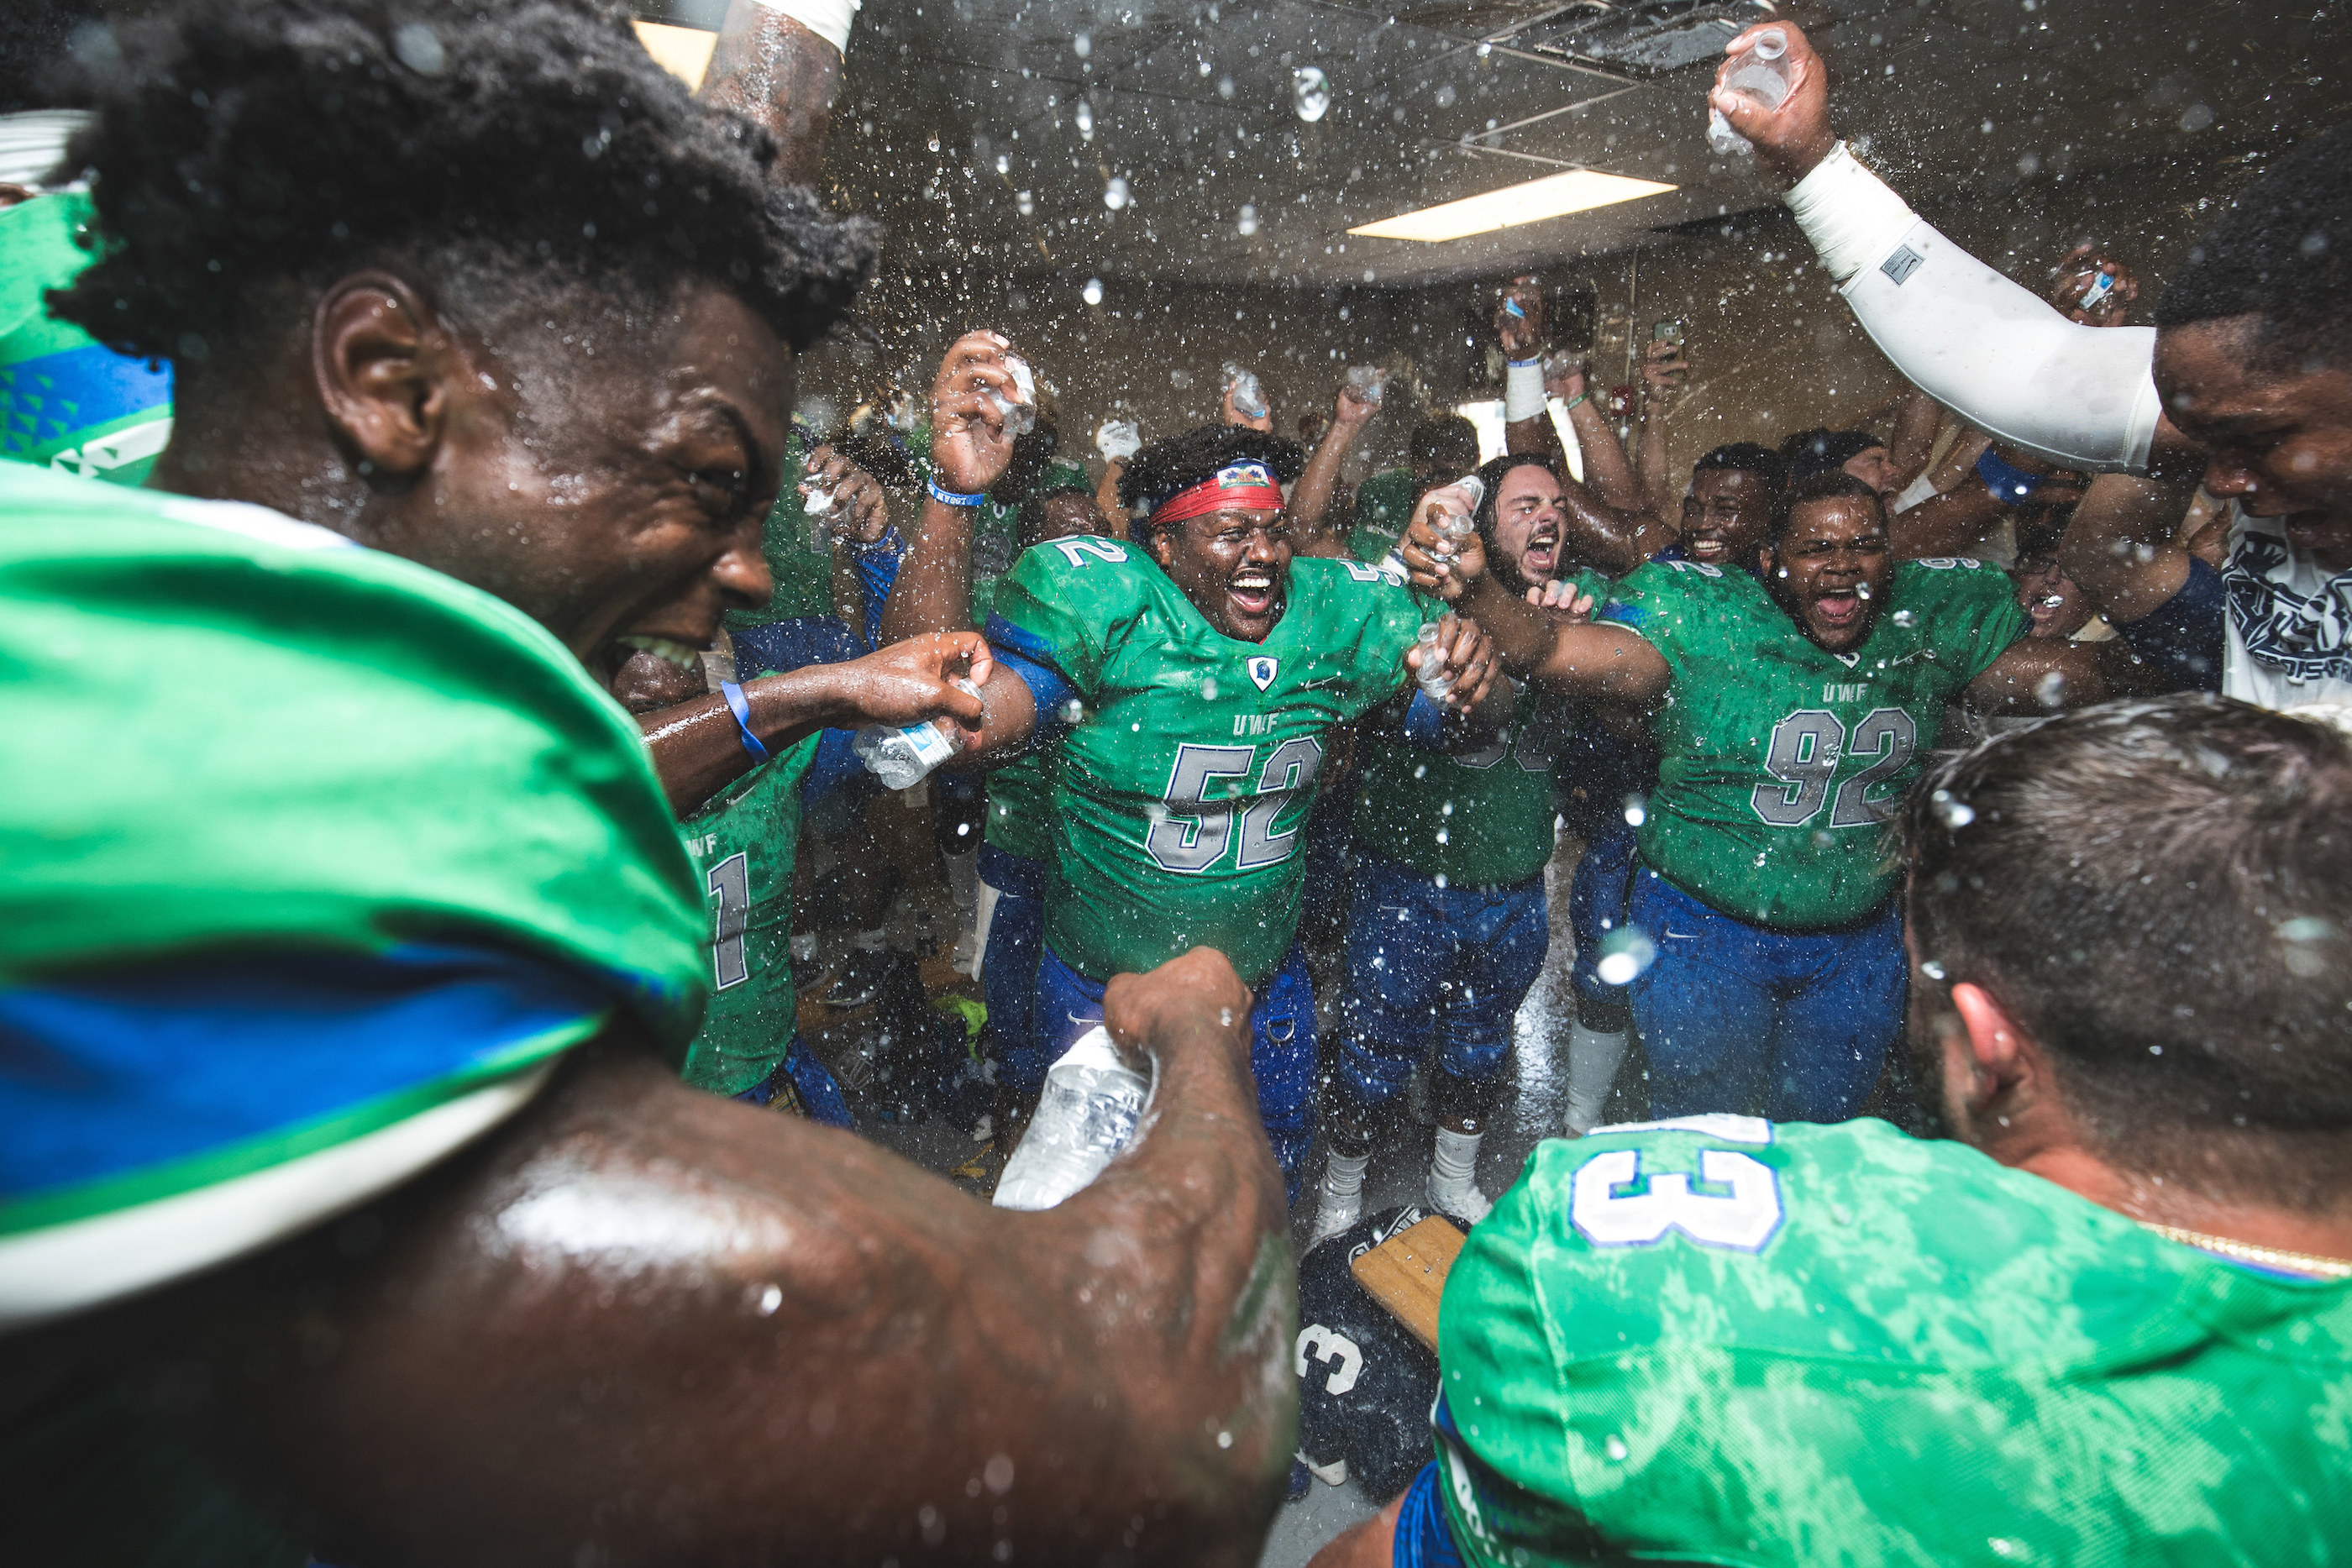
1117, 422, 1305, 526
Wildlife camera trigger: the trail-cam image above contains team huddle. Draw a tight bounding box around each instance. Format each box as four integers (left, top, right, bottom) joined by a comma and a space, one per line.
1, 2, 2347, 1564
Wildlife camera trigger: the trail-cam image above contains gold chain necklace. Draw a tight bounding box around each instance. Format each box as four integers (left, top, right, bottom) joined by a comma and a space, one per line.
2139, 1222, 2352, 1280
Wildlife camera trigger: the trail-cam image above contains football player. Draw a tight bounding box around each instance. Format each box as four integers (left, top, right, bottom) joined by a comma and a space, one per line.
950, 424, 1502, 1194
1408, 469, 2122, 1120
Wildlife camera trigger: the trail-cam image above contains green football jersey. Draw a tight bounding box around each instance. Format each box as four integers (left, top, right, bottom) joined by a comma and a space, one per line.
1598, 557, 2025, 929
990, 542, 1427, 987
909, 430, 1090, 628
0, 193, 175, 484
728, 430, 839, 627
678, 733, 822, 1097
1352, 569, 1609, 889
1436, 1115, 2352, 1566
1349, 465, 1417, 564
984, 747, 1059, 863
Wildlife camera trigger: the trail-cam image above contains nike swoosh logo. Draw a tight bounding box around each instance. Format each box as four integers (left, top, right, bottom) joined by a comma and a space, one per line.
1662, 930, 1699, 940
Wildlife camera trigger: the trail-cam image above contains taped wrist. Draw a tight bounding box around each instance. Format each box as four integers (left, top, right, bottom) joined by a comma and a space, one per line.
745, 0, 861, 55
1783, 140, 1918, 284
1504, 359, 1546, 423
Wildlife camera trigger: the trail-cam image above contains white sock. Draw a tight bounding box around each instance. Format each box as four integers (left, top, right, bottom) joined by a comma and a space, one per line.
1565, 1023, 1630, 1135
1426, 1128, 1491, 1224
1310, 1151, 1371, 1245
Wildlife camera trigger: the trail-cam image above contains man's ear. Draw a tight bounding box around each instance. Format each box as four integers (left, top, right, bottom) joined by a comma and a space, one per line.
311, 272, 453, 480
1147, 526, 1173, 568
1950, 982, 2035, 1104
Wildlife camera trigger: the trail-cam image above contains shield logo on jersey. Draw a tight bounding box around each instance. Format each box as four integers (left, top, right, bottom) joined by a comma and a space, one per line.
1247, 656, 1278, 691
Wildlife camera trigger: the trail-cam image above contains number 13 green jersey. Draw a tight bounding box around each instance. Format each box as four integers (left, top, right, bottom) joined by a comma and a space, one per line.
1597, 558, 2025, 930
987, 542, 1427, 987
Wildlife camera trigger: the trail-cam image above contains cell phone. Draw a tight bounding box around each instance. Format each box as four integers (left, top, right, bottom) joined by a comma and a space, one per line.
1653, 319, 1685, 344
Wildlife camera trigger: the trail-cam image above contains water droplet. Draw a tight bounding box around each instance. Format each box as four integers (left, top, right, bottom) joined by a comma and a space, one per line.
1604, 1435, 1629, 1461
927, 131, 941, 152
1073, 31, 1091, 58
1236, 203, 1258, 236
1433, 82, 1457, 108
1216, 74, 1235, 100
995, 154, 1010, 175
1082, 277, 1104, 306
1200, 677, 1218, 699
1293, 66, 1330, 122
1930, 789, 1976, 829
1920, 960, 1947, 980
1104, 176, 1131, 211
757, 1283, 782, 1315
1016, 189, 1034, 217
1075, 100, 1095, 140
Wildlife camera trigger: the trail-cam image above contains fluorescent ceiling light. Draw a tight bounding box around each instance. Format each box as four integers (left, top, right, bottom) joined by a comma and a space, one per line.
632, 20, 718, 91
1348, 169, 1677, 243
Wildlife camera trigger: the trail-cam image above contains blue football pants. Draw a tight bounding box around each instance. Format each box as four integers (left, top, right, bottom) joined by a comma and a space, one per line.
1625, 869, 1906, 1123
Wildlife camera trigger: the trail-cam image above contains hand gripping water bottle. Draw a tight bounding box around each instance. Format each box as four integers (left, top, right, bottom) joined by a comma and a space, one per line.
853, 677, 982, 790
800, 473, 841, 553
1224, 363, 1270, 422
1377, 473, 1484, 583
1344, 364, 1387, 406
1708, 28, 1791, 156
993, 1025, 1152, 1210
985, 353, 1038, 439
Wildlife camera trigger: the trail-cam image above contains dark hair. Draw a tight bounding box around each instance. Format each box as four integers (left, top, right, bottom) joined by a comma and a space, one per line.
1117, 423, 1304, 528
46, 0, 878, 368
1898, 695, 2352, 1200
1468, 450, 1557, 556
1767, 469, 1885, 544
1408, 414, 1480, 476
1780, 427, 1886, 487
1017, 483, 1098, 547
2155, 122, 2352, 373
1693, 442, 1787, 493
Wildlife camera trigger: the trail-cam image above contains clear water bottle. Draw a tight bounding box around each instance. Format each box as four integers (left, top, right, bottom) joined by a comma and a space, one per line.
1224, 363, 1270, 422
1708, 28, 1790, 156
1376, 474, 1483, 583
800, 475, 840, 553
853, 678, 981, 790
1344, 364, 1387, 406
985, 353, 1037, 439
993, 1025, 1151, 1210
1096, 417, 1142, 461
1414, 622, 1455, 701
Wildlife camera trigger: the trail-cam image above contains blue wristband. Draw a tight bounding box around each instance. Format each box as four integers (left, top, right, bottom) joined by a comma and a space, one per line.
719, 680, 771, 764
1975, 448, 2044, 506
928, 477, 986, 509
1505, 356, 1541, 369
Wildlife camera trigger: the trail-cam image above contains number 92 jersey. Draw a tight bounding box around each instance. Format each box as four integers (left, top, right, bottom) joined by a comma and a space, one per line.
1596, 557, 2025, 930
1433, 1117, 2352, 1567
986, 539, 1428, 989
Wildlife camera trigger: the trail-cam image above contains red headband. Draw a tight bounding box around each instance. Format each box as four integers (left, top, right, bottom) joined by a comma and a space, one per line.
1148, 460, 1287, 527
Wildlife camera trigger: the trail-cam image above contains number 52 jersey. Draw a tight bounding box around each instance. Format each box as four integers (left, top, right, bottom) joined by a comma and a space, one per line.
1596, 557, 2026, 930
986, 539, 1429, 989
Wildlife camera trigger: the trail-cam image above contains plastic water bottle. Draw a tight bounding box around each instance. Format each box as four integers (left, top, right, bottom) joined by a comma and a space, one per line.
986, 354, 1037, 439
1344, 364, 1387, 406
993, 1026, 1152, 1210
853, 678, 981, 789
1413, 622, 1455, 700
800, 475, 839, 553
1096, 417, 1142, 461
1708, 28, 1790, 156
1375, 474, 1483, 583
1225, 363, 1270, 422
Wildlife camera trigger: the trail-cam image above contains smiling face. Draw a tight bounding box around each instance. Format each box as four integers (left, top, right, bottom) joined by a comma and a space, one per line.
1488, 462, 1565, 589
2154, 315, 2352, 573
1152, 506, 1292, 642
471, 282, 790, 691
1679, 467, 1775, 570
1761, 496, 1894, 653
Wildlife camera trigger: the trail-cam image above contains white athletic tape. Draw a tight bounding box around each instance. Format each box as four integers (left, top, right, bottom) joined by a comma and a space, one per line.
0, 110, 90, 189
1504, 360, 1546, 423
747, 0, 862, 55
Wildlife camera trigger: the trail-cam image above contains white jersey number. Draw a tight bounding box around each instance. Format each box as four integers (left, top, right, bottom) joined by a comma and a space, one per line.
1571, 1146, 1783, 1251
707, 852, 751, 990
1294, 1324, 1364, 1395
1147, 737, 1326, 874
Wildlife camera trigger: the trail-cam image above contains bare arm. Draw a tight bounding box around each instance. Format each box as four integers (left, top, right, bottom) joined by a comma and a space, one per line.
876, 332, 1020, 644
635, 633, 991, 815
54, 951, 1294, 1568
696, 0, 846, 189
1557, 362, 1642, 512
1290, 386, 1378, 554
1961, 633, 2158, 716
1556, 475, 1677, 576
1095, 459, 1129, 539
1889, 485, 2006, 560
1308, 1490, 1407, 1568
1887, 385, 1945, 490
2055, 471, 2202, 628
1634, 338, 1688, 517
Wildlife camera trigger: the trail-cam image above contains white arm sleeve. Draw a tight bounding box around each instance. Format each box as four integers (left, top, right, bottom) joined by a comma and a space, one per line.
747, 0, 861, 55
1784, 143, 2163, 475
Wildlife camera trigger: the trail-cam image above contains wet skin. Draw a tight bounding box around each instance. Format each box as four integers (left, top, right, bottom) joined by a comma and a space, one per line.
1151, 506, 1293, 642
1488, 462, 1567, 590
1677, 467, 1775, 569
2154, 316, 2352, 572
1840, 444, 1903, 502
1761, 498, 1895, 653
2013, 559, 2097, 641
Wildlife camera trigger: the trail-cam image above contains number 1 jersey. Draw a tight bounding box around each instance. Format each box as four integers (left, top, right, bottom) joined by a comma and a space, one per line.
987, 540, 1427, 988
1596, 557, 2025, 930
